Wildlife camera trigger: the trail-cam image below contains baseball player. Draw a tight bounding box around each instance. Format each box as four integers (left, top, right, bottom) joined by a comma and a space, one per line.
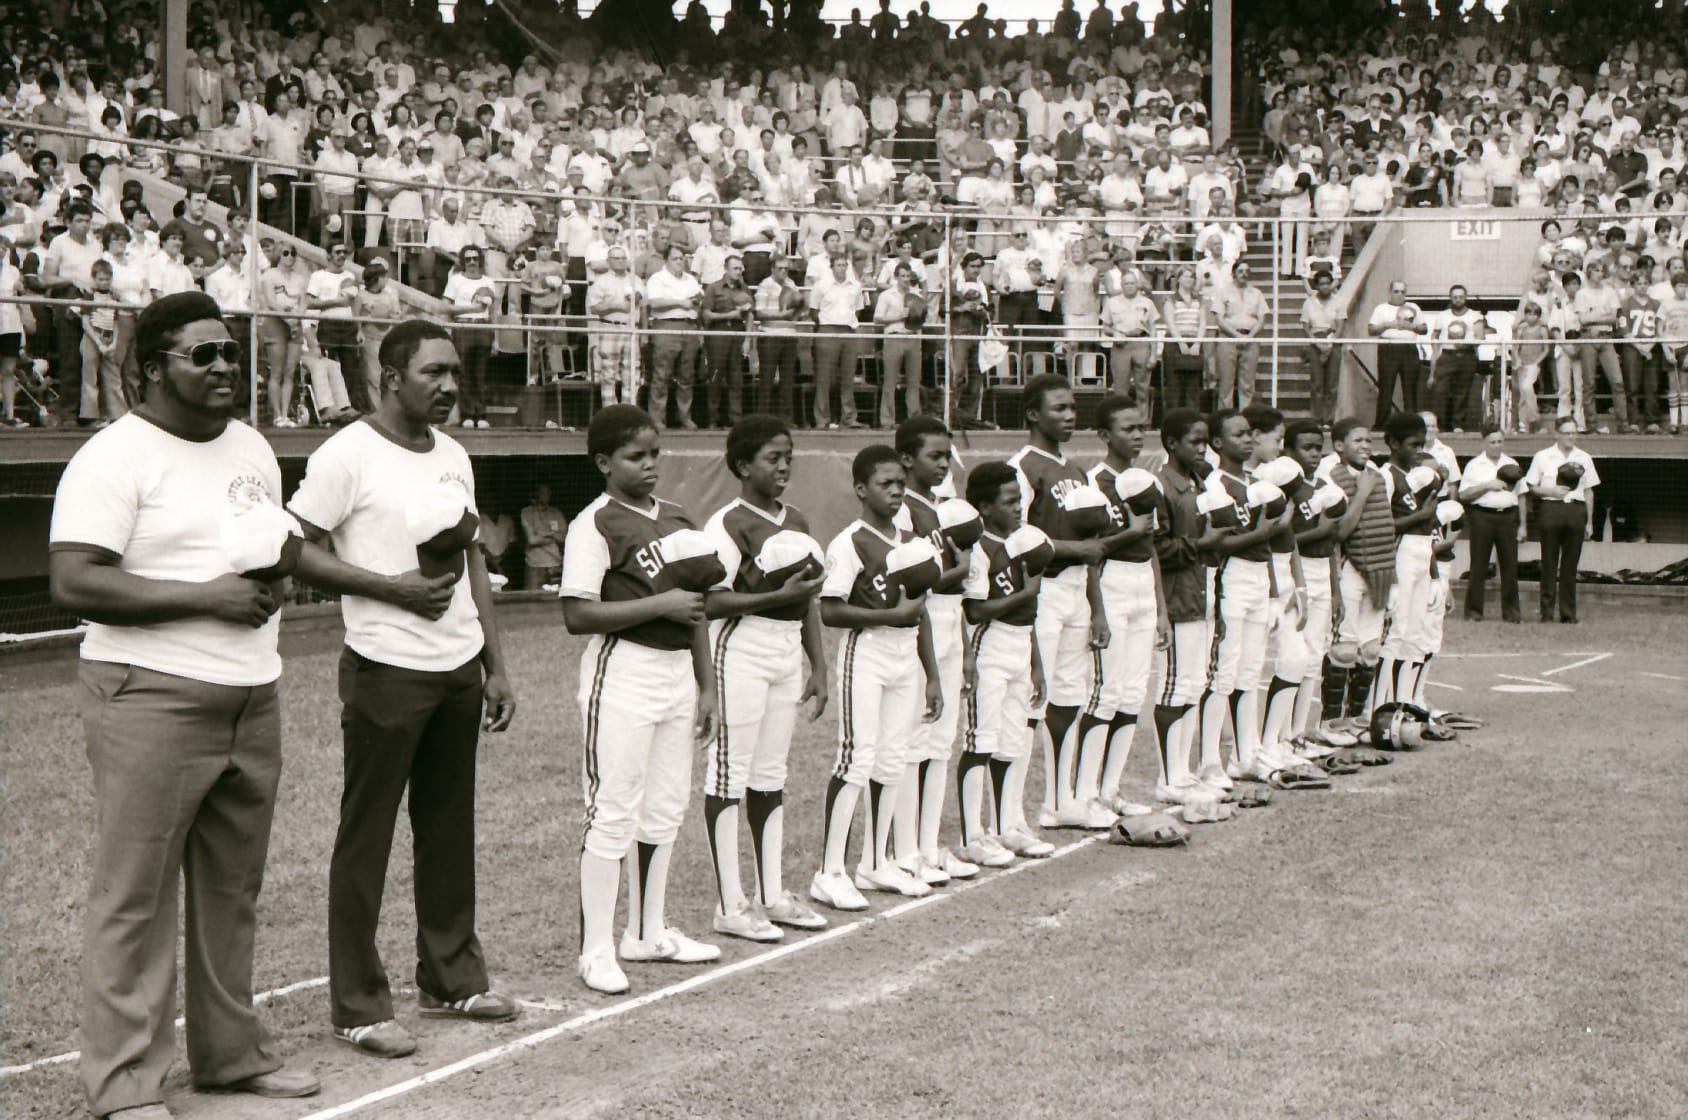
1084, 397, 1167, 812
1372, 412, 1440, 715
700, 415, 830, 941
959, 460, 1054, 861
1007, 374, 1112, 831
814, 446, 944, 911
892, 416, 980, 884
1282, 419, 1347, 748
1242, 405, 1310, 772
1151, 409, 1220, 803
560, 405, 723, 995
1318, 418, 1394, 734
1200, 408, 1294, 783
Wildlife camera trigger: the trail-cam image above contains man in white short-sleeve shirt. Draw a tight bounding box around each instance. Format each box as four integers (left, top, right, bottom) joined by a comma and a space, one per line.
288, 318, 518, 1059
49, 292, 320, 1116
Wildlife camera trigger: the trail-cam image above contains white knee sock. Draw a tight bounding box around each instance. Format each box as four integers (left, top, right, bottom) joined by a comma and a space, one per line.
1003, 754, 1032, 833
918, 759, 948, 859
578, 851, 621, 956
822, 778, 860, 876
1099, 713, 1137, 799
892, 763, 920, 863
625, 841, 673, 942
1199, 689, 1228, 774
1072, 712, 1110, 803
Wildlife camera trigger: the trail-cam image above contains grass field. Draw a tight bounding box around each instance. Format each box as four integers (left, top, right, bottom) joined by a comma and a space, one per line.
3, 607, 1685, 1120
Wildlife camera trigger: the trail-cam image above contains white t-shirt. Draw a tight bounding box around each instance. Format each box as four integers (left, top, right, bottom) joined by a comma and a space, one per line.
49, 413, 284, 686
287, 421, 485, 672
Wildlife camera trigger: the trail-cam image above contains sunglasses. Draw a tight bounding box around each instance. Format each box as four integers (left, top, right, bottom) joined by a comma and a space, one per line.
163, 340, 241, 367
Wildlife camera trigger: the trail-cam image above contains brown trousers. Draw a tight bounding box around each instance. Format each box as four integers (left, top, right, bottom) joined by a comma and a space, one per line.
78, 661, 284, 1116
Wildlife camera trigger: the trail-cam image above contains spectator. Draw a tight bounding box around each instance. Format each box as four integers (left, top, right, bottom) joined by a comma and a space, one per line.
306, 242, 368, 416
948, 251, 994, 429
1100, 267, 1158, 409
1213, 260, 1265, 408
586, 244, 641, 410
645, 244, 704, 430
356, 261, 403, 407
1367, 278, 1428, 426
1427, 284, 1486, 433
752, 255, 803, 419
478, 499, 517, 579
873, 261, 924, 428
1299, 268, 1343, 427
811, 252, 867, 430
1509, 301, 1553, 434
1160, 265, 1207, 414
520, 483, 568, 590
700, 253, 753, 428
442, 246, 496, 428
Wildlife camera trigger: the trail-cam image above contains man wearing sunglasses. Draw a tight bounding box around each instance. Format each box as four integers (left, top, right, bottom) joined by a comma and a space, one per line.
49, 292, 322, 1116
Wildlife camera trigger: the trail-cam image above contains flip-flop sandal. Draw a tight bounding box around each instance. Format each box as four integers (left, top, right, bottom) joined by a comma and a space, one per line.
1435, 711, 1485, 730
1110, 811, 1191, 846
1268, 766, 1332, 790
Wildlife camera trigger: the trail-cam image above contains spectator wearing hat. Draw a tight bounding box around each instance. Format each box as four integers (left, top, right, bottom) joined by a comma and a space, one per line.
586, 243, 640, 410
50, 290, 322, 1117
356, 260, 403, 406
442, 246, 496, 427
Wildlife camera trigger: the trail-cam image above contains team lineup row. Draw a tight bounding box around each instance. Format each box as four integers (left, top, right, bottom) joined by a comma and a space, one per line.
49, 293, 1588, 1117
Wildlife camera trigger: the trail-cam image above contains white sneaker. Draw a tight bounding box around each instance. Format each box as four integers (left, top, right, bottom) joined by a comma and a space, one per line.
764, 890, 828, 929
1313, 723, 1360, 748
997, 827, 1055, 858
1109, 798, 1156, 817
474, 419, 491, 429
619, 927, 721, 964
461, 418, 476, 428
577, 947, 630, 994
1155, 781, 1213, 806
908, 854, 950, 886
713, 902, 783, 943
854, 864, 933, 897
1196, 765, 1234, 791
1224, 759, 1248, 781
936, 847, 980, 879
1038, 802, 1116, 830
1292, 736, 1336, 760
809, 870, 869, 912
958, 838, 1015, 868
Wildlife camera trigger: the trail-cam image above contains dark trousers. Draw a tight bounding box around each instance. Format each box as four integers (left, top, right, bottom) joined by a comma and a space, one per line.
1620, 346, 1662, 427
1163, 350, 1203, 414
1463, 506, 1520, 621
1536, 501, 1586, 622
757, 333, 797, 419
454, 327, 492, 420
330, 650, 490, 1029
1434, 349, 1479, 430
1375, 342, 1420, 426
1303, 343, 1342, 424
320, 331, 370, 414
77, 663, 283, 1116
704, 329, 746, 427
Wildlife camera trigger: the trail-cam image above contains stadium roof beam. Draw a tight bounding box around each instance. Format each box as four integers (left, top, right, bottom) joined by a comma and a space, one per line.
162, 0, 188, 115
1213, 0, 1231, 147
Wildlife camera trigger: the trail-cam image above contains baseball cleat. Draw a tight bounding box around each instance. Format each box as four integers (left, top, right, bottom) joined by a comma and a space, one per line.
997, 827, 1055, 858
1155, 780, 1214, 806
935, 847, 980, 879
619, 927, 721, 964
764, 890, 828, 929
1312, 723, 1360, 747
909, 855, 951, 886
854, 864, 933, 897
577, 948, 630, 994
809, 870, 869, 912
1196, 765, 1235, 791
958, 838, 1015, 868
713, 902, 783, 943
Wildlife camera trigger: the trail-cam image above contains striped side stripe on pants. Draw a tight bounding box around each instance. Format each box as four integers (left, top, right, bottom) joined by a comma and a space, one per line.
962, 621, 990, 752
709, 618, 742, 799
832, 631, 860, 781
580, 636, 618, 848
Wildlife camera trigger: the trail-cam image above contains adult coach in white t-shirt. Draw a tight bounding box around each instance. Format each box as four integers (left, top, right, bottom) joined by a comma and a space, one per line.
289, 318, 519, 1060
49, 292, 321, 1117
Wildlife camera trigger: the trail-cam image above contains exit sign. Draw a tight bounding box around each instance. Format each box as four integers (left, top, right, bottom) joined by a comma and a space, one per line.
1450, 219, 1501, 240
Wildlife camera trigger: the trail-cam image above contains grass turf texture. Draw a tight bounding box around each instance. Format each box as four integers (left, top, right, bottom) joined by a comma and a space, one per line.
2, 610, 1684, 1119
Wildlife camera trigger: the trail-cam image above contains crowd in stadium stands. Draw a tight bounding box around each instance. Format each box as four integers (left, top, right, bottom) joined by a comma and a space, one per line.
0, 0, 1684, 434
